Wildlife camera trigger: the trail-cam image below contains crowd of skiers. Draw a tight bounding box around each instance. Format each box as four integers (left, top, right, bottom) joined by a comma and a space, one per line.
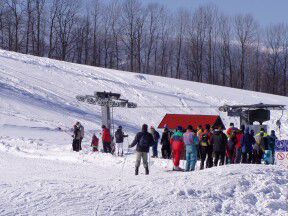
128, 122, 278, 175
72, 121, 278, 176
72, 122, 129, 156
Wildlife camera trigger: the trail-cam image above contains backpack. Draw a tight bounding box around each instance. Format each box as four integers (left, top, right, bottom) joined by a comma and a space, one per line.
201, 133, 209, 144
139, 133, 150, 149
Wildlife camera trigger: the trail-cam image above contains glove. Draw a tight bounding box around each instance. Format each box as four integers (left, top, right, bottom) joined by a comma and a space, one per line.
128, 145, 132, 148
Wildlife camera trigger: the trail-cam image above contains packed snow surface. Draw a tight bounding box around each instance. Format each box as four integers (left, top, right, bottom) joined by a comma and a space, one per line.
0, 50, 287, 215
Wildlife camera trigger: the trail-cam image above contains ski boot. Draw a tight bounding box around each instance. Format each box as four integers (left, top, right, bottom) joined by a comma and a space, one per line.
135, 167, 139, 176
145, 167, 149, 175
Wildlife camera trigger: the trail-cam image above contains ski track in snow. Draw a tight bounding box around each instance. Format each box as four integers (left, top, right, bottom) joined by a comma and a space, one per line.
0, 50, 288, 215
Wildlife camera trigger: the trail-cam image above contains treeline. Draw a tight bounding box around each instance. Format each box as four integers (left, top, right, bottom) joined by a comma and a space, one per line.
0, 0, 287, 96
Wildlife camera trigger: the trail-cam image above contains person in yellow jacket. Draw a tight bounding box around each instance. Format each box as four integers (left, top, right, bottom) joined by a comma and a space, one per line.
253, 128, 269, 164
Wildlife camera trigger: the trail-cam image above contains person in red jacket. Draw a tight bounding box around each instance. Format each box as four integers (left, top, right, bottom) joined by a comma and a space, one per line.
102, 125, 112, 153
91, 134, 99, 152
170, 126, 185, 171
235, 125, 245, 163
226, 123, 238, 138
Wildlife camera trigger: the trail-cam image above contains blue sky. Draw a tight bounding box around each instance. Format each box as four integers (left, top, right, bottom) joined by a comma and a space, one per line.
144, 0, 288, 26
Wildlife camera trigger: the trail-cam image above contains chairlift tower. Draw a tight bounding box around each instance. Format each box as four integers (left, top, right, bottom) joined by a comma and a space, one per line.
76, 91, 137, 129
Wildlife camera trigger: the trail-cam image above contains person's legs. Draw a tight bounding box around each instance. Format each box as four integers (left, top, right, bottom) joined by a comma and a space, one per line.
220, 152, 225, 166
185, 150, 191, 172
115, 143, 119, 156
161, 147, 166, 159
235, 148, 241, 164
79, 138, 83, 151
75, 140, 80, 152
173, 149, 181, 168
103, 142, 107, 153
152, 142, 158, 157
200, 146, 207, 170
107, 142, 112, 153
167, 146, 171, 159
241, 153, 247, 163
190, 152, 197, 171
214, 152, 219, 167
142, 152, 149, 174
206, 146, 213, 168
247, 152, 252, 164
135, 152, 142, 175
119, 142, 124, 156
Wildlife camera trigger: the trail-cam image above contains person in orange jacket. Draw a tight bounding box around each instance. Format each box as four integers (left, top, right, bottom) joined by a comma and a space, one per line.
170, 126, 185, 171
102, 125, 112, 153
199, 124, 213, 169
91, 134, 99, 152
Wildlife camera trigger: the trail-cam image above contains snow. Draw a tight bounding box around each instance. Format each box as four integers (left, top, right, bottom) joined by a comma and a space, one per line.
0, 50, 287, 215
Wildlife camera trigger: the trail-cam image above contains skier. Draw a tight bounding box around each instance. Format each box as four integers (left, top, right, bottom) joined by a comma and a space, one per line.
196, 125, 204, 160
268, 130, 277, 164
91, 134, 99, 152
226, 130, 237, 164
235, 125, 245, 163
183, 125, 199, 171
150, 126, 160, 158
170, 126, 185, 171
211, 127, 227, 166
128, 124, 154, 175
102, 125, 112, 153
199, 124, 213, 170
114, 126, 128, 156
72, 123, 82, 152
227, 123, 238, 138
253, 128, 268, 164
79, 122, 84, 151
161, 127, 172, 159
241, 127, 254, 163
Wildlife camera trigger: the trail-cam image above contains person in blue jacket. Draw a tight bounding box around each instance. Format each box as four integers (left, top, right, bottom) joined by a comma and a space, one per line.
241, 127, 254, 163
183, 125, 199, 171
268, 130, 277, 164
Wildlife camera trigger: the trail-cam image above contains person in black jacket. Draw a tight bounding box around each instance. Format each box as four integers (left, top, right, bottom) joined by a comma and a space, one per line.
129, 124, 154, 175
150, 126, 160, 158
211, 127, 227, 166
114, 126, 128, 156
161, 128, 172, 159
72, 124, 81, 152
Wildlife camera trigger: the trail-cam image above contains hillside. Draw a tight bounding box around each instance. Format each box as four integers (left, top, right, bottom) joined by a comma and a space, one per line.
0, 50, 287, 215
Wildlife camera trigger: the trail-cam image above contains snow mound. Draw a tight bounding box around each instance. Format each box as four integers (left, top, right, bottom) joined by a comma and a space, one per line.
0, 152, 287, 216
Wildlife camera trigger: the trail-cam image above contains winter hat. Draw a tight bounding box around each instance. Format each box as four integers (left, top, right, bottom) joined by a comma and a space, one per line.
187, 125, 193, 131
150, 126, 155, 130
118, 125, 122, 129
177, 125, 183, 132
142, 124, 148, 132
260, 128, 265, 132
271, 130, 275, 135
102, 125, 106, 129
230, 123, 234, 127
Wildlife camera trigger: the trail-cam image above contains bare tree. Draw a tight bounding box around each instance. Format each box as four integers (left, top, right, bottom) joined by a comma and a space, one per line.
234, 14, 258, 89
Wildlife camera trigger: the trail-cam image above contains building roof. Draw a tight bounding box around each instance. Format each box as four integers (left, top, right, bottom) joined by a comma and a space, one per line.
158, 114, 225, 130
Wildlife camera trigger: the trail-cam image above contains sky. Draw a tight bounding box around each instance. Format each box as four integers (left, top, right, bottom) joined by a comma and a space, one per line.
144, 0, 288, 27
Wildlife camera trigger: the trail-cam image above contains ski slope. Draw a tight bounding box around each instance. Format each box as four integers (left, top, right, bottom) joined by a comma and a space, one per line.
0, 50, 287, 215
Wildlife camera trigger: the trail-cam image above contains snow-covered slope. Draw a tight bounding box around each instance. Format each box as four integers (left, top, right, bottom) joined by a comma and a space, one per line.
0, 50, 287, 215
